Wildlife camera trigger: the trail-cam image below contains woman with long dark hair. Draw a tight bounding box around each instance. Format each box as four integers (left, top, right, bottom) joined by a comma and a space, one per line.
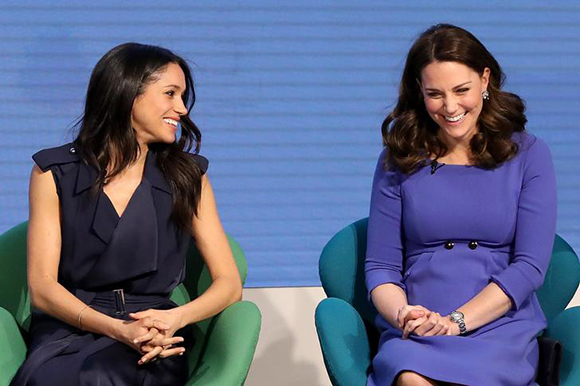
365, 24, 556, 385
12, 43, 242, 385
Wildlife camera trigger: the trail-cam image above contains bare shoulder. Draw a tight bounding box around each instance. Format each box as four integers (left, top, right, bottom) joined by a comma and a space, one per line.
29, 164, 59, 206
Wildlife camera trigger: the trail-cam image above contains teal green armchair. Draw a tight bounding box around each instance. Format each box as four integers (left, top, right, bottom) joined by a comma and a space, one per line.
0, 221, 261, 386
315, 218, 580, 385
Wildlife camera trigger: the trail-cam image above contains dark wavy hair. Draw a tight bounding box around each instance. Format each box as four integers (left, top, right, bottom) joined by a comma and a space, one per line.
382, 24, 527, 173
74, 42, 202, 233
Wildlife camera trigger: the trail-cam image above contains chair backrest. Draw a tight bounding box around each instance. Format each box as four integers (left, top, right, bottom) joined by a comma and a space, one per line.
319, 217, 580, 327
171, 233, 249, 375
0, 221, 248, 331
537, 235, 580, 324
0, 222, 30, 330
319, 218, 377, 324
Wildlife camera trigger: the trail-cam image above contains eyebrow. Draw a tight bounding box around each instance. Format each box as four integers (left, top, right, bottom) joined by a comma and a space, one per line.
424, 81, 472, 92
163, 84, 184, 90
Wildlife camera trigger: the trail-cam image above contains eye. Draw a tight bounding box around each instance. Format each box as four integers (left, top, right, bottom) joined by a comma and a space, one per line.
165, 90, 175, 97
427, 93, 441, 99
456, 88, 469, 94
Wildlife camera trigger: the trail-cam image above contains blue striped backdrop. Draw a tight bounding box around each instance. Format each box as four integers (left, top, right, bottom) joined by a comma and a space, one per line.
1, 1, 579, 286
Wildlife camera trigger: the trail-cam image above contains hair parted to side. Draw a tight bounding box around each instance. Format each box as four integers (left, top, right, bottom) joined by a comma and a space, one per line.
382, 24, 527, 173
74, 42, 202, 233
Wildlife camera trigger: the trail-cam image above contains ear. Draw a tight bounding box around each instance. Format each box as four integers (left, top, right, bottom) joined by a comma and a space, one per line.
481, 67, 491, 91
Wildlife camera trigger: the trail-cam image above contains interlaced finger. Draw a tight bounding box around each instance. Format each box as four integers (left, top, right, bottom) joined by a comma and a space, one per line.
418, 313, 447, 337
158, 336, 184, 347
415, 312, 439, 336
159, 346, 186, 358
138, 345, 163, 365
398, 306, 428, 328
133, 328, 158, 345
402, 316, 427, 339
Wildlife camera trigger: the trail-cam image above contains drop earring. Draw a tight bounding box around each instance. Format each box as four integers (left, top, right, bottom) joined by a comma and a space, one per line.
482, 90, 490, 100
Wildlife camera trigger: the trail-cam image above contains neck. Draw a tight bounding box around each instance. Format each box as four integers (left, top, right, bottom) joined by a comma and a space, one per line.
136, 144, 149, 164
437, 130, 475, 162
106, 144, 148, 176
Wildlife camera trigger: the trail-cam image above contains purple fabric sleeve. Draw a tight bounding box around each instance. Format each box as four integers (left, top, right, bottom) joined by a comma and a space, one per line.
365, 149, 406, 297
490, 137, 557, 311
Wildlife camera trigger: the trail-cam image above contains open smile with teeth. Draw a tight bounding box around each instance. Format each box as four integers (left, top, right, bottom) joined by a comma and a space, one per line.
444, 112, 466, 122
163, 118, 179, 127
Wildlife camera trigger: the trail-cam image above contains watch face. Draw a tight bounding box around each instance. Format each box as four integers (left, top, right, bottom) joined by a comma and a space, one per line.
450, 311, 464, 321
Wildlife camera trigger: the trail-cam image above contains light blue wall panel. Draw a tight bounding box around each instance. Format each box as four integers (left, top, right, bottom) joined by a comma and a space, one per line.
1, 1, 579, 286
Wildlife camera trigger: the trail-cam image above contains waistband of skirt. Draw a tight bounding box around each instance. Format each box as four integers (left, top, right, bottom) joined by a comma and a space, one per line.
70, 288, 170, 314
91, 291, 169, 305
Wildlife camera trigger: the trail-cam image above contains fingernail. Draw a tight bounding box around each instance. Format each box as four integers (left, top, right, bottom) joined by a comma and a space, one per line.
179, 352, 184, 356
133, 339, 138, 344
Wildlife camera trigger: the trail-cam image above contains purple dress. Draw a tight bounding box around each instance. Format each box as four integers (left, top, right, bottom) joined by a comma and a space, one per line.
365, 132, 557, 386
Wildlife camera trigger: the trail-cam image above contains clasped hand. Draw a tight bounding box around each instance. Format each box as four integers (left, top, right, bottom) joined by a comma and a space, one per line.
119, 308, 185, 365
396, 305, 458, 339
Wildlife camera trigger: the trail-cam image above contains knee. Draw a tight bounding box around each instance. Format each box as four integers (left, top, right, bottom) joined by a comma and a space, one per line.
396, 371, 434, 386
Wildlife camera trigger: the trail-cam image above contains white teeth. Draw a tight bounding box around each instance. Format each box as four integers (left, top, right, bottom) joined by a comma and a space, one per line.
163, 118, 178, 127
445, 112, 466, 122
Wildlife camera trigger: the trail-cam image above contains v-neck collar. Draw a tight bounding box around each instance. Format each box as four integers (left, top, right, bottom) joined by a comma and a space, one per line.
74, 147, 172, 196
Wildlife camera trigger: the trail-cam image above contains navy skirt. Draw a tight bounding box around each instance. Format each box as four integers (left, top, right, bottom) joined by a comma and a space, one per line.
11, 290, 192, 386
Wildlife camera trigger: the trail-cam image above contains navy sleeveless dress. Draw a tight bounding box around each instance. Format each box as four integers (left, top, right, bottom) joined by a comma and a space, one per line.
11, 143, 208, 386
365, 132, 557, 385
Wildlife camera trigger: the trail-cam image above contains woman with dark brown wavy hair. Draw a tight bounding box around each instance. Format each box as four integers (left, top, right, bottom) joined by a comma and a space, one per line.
365, 24, 556, 385
11, 43, 242, 385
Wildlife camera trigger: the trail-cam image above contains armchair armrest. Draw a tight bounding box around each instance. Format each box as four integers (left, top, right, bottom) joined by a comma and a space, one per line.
187, 301, 261, 386
0, 306, 27, 384
544, 306, 580, 386
315, 297, 371, 386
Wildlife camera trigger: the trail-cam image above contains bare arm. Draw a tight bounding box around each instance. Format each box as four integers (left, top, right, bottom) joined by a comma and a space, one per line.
131, 174, 242, 334
175, 175, 242, 325
371, 283, 409, 327
444, 282, 511, 335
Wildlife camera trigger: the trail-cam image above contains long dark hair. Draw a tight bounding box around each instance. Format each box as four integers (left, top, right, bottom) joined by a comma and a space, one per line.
383, 24, 527, 173
74, 42, 202, 233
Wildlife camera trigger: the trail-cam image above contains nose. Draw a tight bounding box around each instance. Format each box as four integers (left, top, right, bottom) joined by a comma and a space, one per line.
174, 97, 188, 116
443, 95, 459, 114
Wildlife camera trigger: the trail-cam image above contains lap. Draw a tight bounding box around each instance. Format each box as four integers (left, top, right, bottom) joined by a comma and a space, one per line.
23, 337, 188, 386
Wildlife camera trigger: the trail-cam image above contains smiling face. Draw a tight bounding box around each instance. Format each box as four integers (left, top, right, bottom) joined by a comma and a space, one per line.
420, 61, 489, 147
131, 62, 188, 147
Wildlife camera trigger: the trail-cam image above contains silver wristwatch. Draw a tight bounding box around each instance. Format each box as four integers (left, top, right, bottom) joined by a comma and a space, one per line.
449, 311, 466, 335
